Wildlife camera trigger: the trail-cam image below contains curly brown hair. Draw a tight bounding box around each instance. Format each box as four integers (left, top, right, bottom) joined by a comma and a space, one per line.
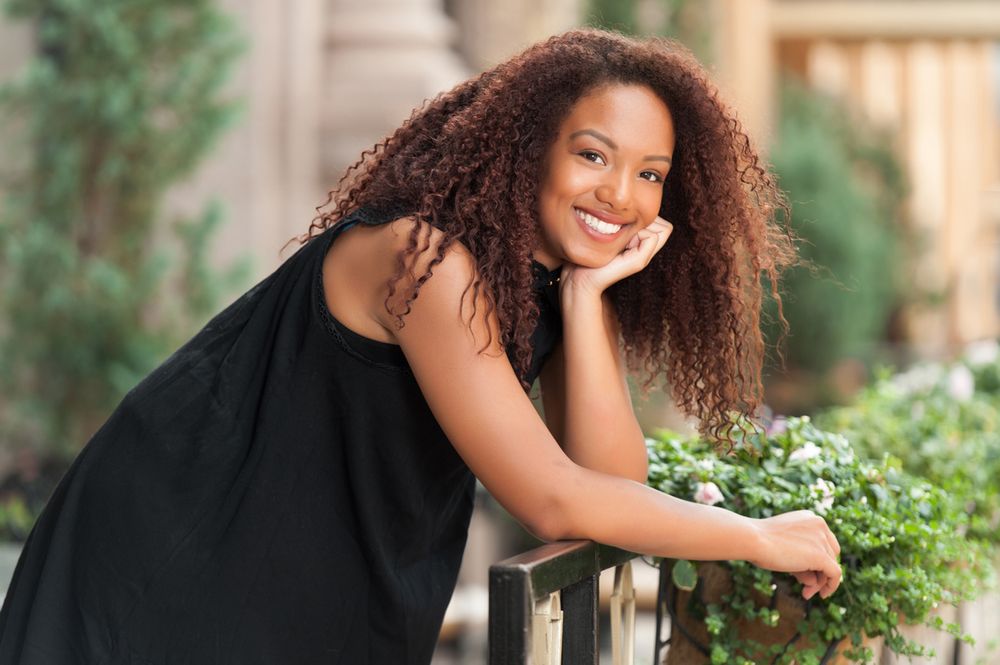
304, 28, 796, 442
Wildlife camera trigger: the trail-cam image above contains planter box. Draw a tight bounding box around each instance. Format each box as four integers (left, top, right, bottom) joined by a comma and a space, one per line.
954, 587, 1000, 665
663, 561, 882, 665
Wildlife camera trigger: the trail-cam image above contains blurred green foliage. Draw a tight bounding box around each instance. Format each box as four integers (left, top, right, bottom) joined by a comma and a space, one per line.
0, 0, 247, 461
767, 81, 906, 381
818, 343, 1000, 546
586, 0, 712, 60
587, 0, 640, 34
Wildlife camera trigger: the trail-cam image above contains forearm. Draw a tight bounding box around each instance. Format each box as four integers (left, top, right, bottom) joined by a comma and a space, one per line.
558, 281, 648, 481
545, 465, 761, 562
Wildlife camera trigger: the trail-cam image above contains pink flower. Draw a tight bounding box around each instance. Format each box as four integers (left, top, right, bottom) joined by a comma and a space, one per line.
694, 481, 724, 506
946, 365, 975, 402
766, 416, 788, 437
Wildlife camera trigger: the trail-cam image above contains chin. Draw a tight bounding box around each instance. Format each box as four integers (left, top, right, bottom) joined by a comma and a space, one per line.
565, 246, 620, 270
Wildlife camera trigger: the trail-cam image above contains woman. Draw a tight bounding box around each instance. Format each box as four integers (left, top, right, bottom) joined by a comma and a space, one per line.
0, 29, 840, 664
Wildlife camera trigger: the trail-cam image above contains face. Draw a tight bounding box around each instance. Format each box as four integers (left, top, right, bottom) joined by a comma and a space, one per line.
534, 83, 676, 269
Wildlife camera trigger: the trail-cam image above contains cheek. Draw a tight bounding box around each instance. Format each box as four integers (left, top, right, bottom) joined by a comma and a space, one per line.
640, 187, 665, 218
543, 159, 593, 202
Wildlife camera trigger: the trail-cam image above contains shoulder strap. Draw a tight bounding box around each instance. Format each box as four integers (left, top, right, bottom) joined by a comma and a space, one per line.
350, 202, 416, 228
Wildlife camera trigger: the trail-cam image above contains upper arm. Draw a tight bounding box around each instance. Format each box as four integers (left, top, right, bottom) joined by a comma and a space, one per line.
387, 220, 578, 540
538, 340, 566, 445
539, 291, 629, 445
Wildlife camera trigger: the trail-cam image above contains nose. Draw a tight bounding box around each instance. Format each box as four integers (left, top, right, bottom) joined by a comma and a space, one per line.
594, 171, 632, 212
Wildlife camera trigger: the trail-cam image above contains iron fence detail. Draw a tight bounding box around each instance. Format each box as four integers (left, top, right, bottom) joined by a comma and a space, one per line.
488, 540, 636, 664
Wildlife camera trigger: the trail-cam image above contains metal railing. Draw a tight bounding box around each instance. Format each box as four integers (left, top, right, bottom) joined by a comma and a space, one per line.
488, 540, 637, 664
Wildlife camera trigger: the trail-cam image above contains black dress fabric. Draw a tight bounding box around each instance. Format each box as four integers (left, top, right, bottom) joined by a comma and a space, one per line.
0, 206, 562, 665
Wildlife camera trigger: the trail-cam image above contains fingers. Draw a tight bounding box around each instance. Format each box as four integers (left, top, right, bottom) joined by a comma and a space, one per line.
794, 570, 826, 600
768, 510, 842, 600
797, 569, 841, 600
817, 518, 842, 597
802, 581, 822, 600
631, 216, 673, 264
792, 571, 819, 587
819, 562, 843, 598
825, 526, 842, 558
801, 554, 842, 600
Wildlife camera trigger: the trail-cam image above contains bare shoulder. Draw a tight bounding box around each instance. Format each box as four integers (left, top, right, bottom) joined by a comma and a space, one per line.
322, 214, 484, 345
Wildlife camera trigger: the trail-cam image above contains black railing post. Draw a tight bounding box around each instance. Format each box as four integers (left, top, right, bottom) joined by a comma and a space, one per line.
489, 564, 531, 664
488, 541, 635, 664
561, 575, 599, 663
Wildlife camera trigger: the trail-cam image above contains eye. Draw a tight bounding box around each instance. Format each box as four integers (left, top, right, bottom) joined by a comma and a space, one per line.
578, 150, 606, 165
640, 170, 665, 184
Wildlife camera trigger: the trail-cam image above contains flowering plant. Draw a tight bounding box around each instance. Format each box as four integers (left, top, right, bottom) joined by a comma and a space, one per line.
818, 342, 1000, 546
647, 417, 991, 664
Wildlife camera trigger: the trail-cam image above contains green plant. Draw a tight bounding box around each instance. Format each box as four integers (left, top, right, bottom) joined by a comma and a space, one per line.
585, 0, 712, 59
818, 342, 1000, 546
0, 0, 248, 463
765, 82, 905, 392
647, 417, 991, 664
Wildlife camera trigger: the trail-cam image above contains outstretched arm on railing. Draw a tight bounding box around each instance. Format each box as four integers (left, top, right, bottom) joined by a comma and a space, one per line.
388, 223, 841, 601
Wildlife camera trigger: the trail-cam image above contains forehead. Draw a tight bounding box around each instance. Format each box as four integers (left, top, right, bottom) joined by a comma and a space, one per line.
557, 84, 676, 152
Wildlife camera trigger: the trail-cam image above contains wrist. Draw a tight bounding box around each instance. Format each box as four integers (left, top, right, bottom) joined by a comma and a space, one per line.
558, 265, 607, 297
559, 277, 604, 313
739, 515, 766, 563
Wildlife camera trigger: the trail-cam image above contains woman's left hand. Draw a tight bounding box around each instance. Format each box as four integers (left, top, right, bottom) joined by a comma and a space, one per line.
560, 216, 673, 296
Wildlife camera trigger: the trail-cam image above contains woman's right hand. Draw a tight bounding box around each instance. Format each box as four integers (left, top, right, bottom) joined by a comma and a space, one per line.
748, 510, 843, 600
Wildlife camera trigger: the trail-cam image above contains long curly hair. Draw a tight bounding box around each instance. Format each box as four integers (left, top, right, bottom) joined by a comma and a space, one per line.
304, 29, 796, 442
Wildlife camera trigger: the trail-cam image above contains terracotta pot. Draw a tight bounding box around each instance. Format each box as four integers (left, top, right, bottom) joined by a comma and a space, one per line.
663, 562, 881, 665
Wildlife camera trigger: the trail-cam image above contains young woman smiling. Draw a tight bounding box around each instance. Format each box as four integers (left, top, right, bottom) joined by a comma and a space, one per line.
0, 29, 841, 665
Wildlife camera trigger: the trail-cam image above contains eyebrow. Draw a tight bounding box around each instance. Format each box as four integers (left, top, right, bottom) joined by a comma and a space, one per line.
568, 128, 672, 164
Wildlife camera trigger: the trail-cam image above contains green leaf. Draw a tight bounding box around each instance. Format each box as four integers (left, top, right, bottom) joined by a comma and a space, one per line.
672, 559, 698, 591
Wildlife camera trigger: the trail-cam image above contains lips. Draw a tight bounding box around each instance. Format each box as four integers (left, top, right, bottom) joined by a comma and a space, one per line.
573, 207, 631, 241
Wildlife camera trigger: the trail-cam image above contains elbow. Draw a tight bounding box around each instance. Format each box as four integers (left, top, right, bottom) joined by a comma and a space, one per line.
521, 496, 575, 543
525, 518, 566, 544
518, 479, 579, 543
520, 461, 647, 542
628, 457, 649, 485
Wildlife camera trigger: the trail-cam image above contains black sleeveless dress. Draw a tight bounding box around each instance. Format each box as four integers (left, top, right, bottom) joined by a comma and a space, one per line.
0, 206, 563, 664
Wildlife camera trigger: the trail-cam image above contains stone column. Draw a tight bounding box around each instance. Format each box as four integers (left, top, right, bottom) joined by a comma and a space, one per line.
710, 0, 776, 147
322, 0, 469, 182
450, 0, 582, 71
168, 0, 327, 277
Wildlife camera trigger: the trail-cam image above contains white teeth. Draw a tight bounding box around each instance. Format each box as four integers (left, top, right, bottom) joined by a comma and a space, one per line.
576, 209, 622, 235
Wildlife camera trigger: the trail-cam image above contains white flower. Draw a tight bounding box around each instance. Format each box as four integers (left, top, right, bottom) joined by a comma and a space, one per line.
695, 459, 716, 472
693, 481, 724, 506
810, 478, 836, 514
965, 339, 999, 367
788, 441, 822, 463
892, 364, 945, 396
946, 365, 975, 402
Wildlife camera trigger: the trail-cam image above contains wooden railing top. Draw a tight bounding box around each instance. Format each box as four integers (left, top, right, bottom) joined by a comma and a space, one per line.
491, 541, 635, 601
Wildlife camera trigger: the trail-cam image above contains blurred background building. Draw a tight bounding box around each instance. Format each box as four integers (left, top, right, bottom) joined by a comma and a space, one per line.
4, 0, 994, 354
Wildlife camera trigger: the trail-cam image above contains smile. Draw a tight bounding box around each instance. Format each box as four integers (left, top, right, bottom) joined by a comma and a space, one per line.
574, 208, 623, 236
